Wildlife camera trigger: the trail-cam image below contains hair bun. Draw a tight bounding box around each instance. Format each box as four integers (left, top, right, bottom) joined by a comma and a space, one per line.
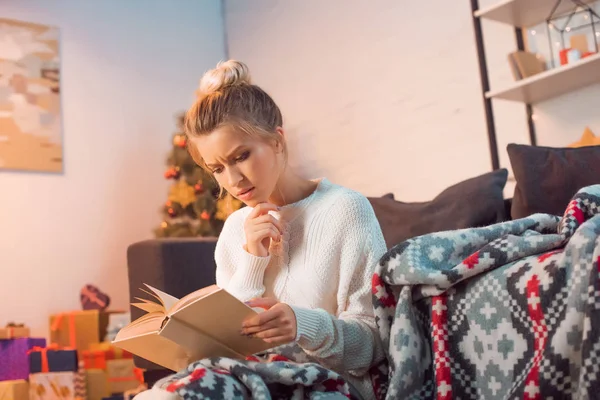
198, 60, 251, 96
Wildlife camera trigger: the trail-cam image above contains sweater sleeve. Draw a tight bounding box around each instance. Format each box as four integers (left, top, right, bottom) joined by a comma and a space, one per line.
214, 208, 271, 302
290, 193, 388, 376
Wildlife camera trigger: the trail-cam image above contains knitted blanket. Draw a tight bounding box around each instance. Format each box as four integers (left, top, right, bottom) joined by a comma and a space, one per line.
153, 353, 359, 400
372, 184, 600, 400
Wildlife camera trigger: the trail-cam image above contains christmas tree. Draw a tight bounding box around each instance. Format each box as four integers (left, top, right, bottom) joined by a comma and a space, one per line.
154, 114, 244, 238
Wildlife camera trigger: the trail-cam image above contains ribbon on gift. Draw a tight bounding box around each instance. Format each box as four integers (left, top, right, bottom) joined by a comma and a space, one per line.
108, 368, 144, 384
27, 344, 75, 373
80, 286, 108, 309
50, 312, 77, 348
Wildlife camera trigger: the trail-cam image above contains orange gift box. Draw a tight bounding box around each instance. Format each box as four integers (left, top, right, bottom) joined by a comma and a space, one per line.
49, 311, 125, 357
82, 344, 133, 370
105, 359, 143, 394
0, 326, 30, 340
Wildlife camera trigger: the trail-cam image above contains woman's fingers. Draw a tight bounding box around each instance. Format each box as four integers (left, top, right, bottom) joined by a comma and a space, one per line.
241, 320, 280, 336
247, 203, 279, 219
254, 214, 284, 234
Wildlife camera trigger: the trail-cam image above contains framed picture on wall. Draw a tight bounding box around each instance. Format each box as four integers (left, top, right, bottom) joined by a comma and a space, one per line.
0, 17, 63, 173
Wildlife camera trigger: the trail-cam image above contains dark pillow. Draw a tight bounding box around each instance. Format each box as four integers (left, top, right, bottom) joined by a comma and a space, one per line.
507, 144, 600, 219
368, 169, 509, 249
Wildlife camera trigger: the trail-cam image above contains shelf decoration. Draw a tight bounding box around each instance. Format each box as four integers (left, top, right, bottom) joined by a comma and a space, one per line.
545, 0, 599, 68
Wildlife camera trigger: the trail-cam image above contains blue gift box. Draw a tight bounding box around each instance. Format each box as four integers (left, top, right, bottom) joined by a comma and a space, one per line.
0, 337, 47, 381
28, 347, 78, 373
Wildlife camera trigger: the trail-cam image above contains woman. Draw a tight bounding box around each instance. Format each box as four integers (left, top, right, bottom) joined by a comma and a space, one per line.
179, 60, 387, 399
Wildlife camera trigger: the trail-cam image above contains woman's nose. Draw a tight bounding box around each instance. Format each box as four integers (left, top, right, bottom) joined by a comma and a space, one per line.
226, 167, 243, 187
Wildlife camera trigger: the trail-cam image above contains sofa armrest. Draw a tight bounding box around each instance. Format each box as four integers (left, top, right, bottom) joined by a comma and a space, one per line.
126, 236, 218, 370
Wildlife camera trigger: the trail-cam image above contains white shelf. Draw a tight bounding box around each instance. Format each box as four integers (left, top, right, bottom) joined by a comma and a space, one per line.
486, 52, 600, 102
475, 0, 598, 28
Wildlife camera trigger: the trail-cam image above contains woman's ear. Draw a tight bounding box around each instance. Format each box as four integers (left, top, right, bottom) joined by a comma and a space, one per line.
273, 127, 285, 153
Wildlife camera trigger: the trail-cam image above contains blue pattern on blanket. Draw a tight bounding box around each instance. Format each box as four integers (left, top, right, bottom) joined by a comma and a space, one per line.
372, 184, 600, 400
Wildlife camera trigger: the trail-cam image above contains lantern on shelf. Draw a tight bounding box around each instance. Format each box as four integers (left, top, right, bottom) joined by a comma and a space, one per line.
544, 0, 600, 68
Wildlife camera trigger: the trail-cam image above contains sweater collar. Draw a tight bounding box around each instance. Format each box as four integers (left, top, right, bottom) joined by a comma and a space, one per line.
275, 177, 328, 223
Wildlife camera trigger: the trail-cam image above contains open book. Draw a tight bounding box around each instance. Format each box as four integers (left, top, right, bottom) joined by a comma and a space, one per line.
112, 284, 274, 372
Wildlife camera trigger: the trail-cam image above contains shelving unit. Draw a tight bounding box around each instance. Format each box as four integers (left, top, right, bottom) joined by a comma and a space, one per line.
486, 52, 600, 102
470, 0, 600, 170
474, 0, 597, 27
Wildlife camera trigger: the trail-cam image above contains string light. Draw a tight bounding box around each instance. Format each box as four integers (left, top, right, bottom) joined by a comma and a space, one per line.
531, 114, 539, 121
531, 30, 537, 35
596, 32, 600, 37
565, 27, 571, 32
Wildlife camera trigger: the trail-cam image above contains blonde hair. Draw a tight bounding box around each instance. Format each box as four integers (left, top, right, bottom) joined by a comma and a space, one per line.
184, 60, 288, 184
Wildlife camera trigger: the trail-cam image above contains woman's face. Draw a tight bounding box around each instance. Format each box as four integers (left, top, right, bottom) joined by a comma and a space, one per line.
191, 127, 283, 207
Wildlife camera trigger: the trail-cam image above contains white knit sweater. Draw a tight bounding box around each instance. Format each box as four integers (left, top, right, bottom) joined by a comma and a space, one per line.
214, 177, 388, 399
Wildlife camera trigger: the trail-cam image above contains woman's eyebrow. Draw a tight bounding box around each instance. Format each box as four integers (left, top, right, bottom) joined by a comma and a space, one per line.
206, 146, 245, 167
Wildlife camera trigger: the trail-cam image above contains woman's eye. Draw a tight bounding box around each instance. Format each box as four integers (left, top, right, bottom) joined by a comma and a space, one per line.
236, 151, 250, 162
213, 167, 223, 174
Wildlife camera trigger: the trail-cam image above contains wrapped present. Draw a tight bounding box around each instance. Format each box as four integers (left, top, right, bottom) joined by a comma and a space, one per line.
105, 360, 141, 394
28, 346, 78, 373
29, 371, 86, 400
80, 285, 110, 311
0, 380, 29, 400
85, 369, 109, 400
0, 338, 46, 381
103, 314, 130, 343
49, 311, 121, 356
83, 342, 133, 370
0, 324, 30, 340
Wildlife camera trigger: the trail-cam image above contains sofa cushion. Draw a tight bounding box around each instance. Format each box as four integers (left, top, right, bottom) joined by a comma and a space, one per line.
368, 169, 508, 249
507, 143, 600, 219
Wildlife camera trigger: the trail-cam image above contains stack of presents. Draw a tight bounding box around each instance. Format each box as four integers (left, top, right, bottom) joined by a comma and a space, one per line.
0, 285, 146, 400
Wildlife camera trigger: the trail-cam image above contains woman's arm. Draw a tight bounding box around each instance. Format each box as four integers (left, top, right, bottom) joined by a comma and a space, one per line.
214, 209, 271, 301
291, 193, 387, 375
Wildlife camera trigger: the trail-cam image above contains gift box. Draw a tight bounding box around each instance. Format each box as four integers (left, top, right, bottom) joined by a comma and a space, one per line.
0, 338, 46, 381
80, 285, 110, 311
0, 325, 30, 340
85, 369, 109, 400
29, 371, 86, 400
105, 360, 141, 394
83, 343, 133, 370
0, 379, 29, 400
28, 347, 78, 373
49, 311, 118, 356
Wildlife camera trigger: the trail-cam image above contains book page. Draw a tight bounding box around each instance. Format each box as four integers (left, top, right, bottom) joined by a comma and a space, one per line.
131, 299, 165, 314
170, 289, 274, 356
144, 284, 180, 312
169, 284, 220, 314
114, 312, 165, 338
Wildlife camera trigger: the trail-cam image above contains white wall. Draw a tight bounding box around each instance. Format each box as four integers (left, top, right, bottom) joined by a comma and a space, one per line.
0, 0, 225, 338
224, 0, 600, 201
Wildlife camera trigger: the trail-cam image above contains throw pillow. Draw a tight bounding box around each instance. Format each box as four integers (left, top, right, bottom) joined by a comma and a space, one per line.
507, 143, 600, 219
368, 169, 508, 249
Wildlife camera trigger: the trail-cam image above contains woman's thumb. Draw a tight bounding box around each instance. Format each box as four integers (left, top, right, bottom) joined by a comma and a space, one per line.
244, 297, 277, 310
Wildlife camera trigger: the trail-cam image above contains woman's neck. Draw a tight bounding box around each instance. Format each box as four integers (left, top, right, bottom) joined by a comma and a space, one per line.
268, 169, 319, 207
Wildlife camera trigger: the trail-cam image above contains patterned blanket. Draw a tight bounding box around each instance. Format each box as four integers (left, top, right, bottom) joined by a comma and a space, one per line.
153, 353, 358, 400
372, 184, 600, 400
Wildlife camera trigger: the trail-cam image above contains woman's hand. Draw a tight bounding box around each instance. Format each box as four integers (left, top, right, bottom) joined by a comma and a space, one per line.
244, 203, 284, 257
241, 298, 297, 346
